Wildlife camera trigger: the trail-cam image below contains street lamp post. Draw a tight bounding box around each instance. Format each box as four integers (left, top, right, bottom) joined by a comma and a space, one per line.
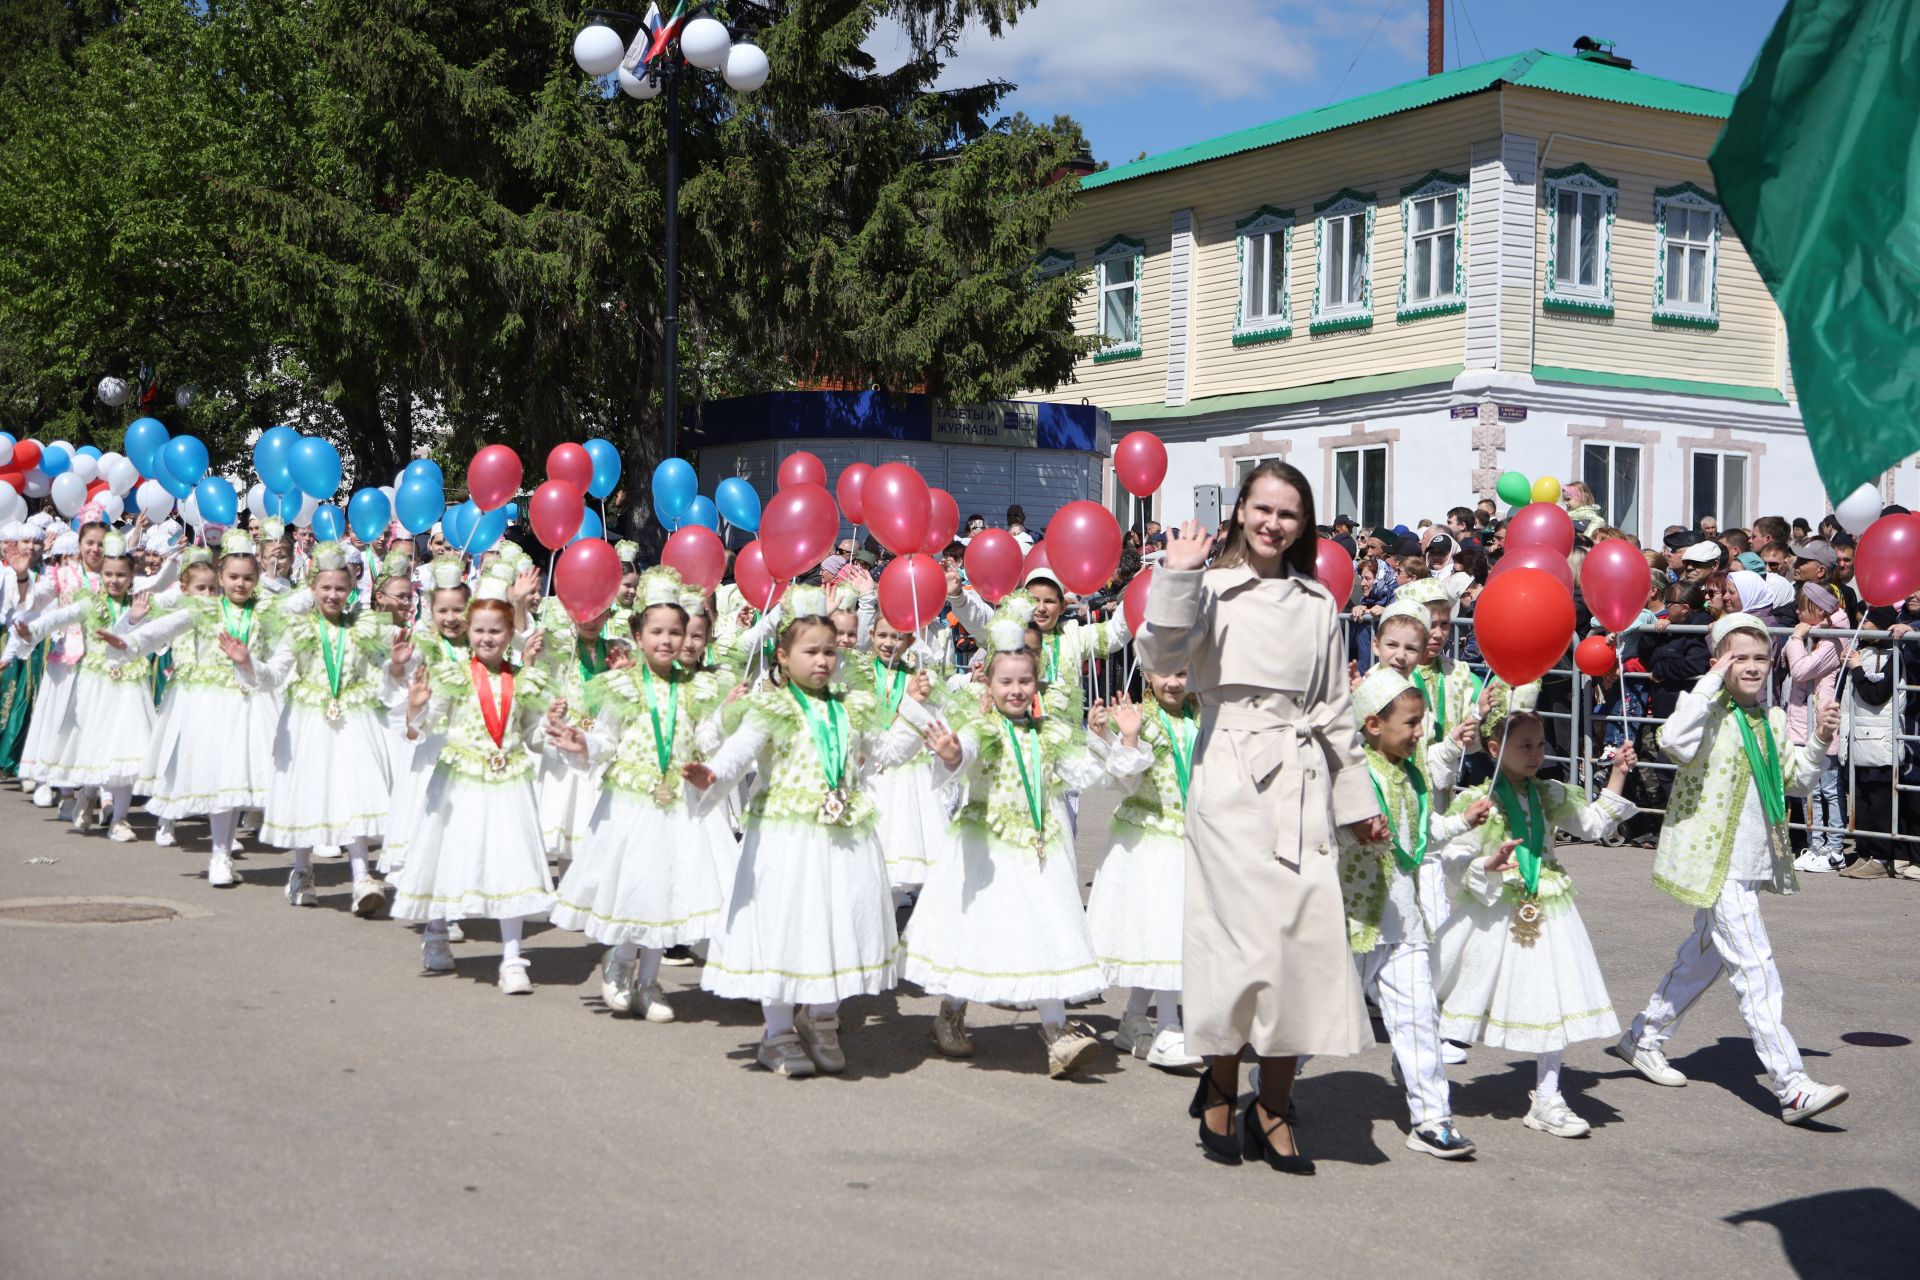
572, 7, 770, 461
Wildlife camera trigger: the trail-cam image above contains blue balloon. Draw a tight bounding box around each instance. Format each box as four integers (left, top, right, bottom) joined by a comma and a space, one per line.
441, 500, 476, 549
124, 418, 169, 476
466, 506, 508, 556
504, 502, 519, 522
651, 459, 696, 529
75, 445, 101, 460
253, 425, 298, 492
194, 476, 238, 526
402, 458, 444, 490
394, 477, 442, 535
682, 495, 720, 532
40, 446, 70, 477
583, 438, 622, 500
161, 435, 210, 489
348, 488, 392, 542
288, 436, 342, 499
570, 508, 604, 545
311, 503, 345, 543
714, 476, 761, 533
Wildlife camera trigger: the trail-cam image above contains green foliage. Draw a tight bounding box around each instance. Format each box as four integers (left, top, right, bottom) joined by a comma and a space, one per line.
0, 0, 1089, 493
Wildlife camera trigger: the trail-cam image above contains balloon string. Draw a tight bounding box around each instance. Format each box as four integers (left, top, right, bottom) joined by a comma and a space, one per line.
1615, 638, 1631, 751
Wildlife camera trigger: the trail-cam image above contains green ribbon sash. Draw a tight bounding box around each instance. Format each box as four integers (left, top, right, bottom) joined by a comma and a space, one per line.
318, 618, 346, 701
787, 682, 847, 791
642, 664, 679, 776
1004, 716, 1045, 844
1365, 750, 1431, 872
1157, 706, 1196, 803
874, 659, 908, 717
1732, 703, 1788, 827
1492, 774, 1549, 894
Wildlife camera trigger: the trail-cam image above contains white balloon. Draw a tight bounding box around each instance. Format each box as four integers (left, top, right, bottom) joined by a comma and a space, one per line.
106, 457, 138, 496
247, 482, 266, 516
181, 491, 204, 528
572, 24, 626, 76
680, 16, 730, 69
23, 467, 50, 498
50, 471, 87, 517
175, 385, 196, 410
69, 454, 98, 484
137, 479, 174, 521
0, 486, 22, 525
723, 42, 770, 92
618, 65, 662, 99
294, 492, 320, 528
96, 493, 124, 522
1835, 482, 1882, 537
98, 450, 123, 468
97, 376, 130, 407
0, 438, 12, 466
48, 440, 74, 459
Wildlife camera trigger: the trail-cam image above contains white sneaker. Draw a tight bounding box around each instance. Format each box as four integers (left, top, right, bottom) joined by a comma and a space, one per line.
794, 1007, 844, 1072
1782, 1081, 1849, 1125
284, 868, 316, 907
154, 820, 177, 847
635, 982, 677, 1025
1794, 850, 1836, 874
65, 797, 85, 829
421, 933, 455, 973
446, 921, 465, 943
930, 1002, 974, 1058
1442, 1040, 1470, 1065
1523, 1090, 1592, 1138
107, 820, 135, 843
1145, 1027, 1205, 1073
1113, 1012, 1156, 1058
207, 851, 237, 887
31, 783, 54, 807
1040, 1020, 1099, 1079
757, 1031, 817, 1078
350, 878, 388, 918
601, 953, 637, 1014
1607, 1033, 1687, 1086
497, 958, 533, 995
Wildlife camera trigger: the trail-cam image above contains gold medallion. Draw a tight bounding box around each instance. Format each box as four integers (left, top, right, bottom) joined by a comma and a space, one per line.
819, 787, 849, 824
652, 774, 679, 806
1510, 896, 1544, 947
324, 699, 344, 723
486, 747, 510, 775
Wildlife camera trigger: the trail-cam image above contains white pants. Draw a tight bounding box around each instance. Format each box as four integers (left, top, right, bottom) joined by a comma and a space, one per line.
1359, 940, 1451, 1128
1628, 877, 1809, 1101
1415, 858, 1452, 938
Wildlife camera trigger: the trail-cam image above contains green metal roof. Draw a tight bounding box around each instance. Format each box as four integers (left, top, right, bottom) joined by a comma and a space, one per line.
1080, 49, 1734, 192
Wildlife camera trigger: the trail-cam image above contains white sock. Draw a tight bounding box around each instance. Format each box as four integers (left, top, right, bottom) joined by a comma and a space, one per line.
346, 837, 370, 882
1036, 999, 1067, 1031
1537, 1050, 1564, 1100
765, 1001, 796, 1038
637, 947, 664, 988
424, 918, 449, 938
808, 1001, 840, 1021
500, 915, 525, 964
1155, 990, 1182, 1032
1126, 987, 1153, 1019
613, 940, 639, 965
208, 809, 236, 856
108, 785, 131, 824
292, 847, 312, 875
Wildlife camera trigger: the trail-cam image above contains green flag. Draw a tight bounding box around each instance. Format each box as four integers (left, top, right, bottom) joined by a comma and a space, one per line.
1710, 0, 1920, 501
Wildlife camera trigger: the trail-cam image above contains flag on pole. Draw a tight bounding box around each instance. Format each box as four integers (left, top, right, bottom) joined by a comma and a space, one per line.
1709, 0, 1920, 501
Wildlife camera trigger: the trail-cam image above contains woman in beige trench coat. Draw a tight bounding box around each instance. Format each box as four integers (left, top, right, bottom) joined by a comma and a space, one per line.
1136, 461, 1384, 1173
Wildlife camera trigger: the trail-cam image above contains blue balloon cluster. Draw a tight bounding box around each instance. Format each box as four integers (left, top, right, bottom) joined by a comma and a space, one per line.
442, 499, 507, 555
394, 458, 445, 536
247, 425, 346, 531
650, 459, 759, 535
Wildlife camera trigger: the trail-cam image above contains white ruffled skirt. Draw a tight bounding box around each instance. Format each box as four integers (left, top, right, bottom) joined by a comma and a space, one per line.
550, 785, 727, 946
18, 660, 80, 784
259, 703, 392, 848
1085, 823, 1184, 992
389, 767, 554, 922
869, 757, 959, 890
46, 666, 154, 789
536, 750, 591, 860
141, 682, 276, 818
1433, 892, 1620, 1054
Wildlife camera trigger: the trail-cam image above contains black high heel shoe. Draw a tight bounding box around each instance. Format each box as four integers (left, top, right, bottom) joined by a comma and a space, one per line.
1192, 1071, 1242, 1165
1241, 1098, 1315, 1175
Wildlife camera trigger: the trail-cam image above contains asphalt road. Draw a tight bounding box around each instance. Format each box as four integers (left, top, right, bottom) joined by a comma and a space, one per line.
2, 784, 1916, 1280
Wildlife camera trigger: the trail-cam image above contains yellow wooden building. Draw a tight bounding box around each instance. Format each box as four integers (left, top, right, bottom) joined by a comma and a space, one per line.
1040, 42, 1831, 538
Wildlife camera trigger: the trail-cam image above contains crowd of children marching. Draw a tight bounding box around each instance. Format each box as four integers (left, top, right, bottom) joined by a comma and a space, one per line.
0, 502, 1850, 1152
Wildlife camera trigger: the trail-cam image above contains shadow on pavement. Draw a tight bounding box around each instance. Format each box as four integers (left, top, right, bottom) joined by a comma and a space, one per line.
1725, 1187, 1920, 1278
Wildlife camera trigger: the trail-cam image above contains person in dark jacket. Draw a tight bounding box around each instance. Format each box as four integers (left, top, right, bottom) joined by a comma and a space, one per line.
1624, 582, 1712, 842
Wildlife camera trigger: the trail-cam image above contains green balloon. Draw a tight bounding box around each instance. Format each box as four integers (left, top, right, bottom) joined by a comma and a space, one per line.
1496, 470, 1532, 507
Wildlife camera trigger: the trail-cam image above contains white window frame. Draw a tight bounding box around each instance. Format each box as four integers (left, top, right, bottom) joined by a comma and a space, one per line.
1310, 189, 1375, 334
1542, 163, 1618, 316
1034, 247, 1075, 280
1233, 206, 1293, 346
1581, 442, 1642, 539
1234, 455, 1283, 487
1333, 444, 1389, 531
1653, 182, 1721, 329
1398, 172, 1467, 319
1092, 235, 1143, 363
1690, 449, 1748, 530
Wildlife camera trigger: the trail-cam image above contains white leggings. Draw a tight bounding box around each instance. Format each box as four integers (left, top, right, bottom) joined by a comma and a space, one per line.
765, 1001, 841, 1036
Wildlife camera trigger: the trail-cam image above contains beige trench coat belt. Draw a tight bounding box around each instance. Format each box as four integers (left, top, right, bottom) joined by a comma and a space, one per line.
1200, 693, 1340, 862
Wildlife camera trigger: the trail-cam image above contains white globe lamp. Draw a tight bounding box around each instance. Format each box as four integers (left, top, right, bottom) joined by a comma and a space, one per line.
618, 65, 663, 99
97, 376, 129, 407
680, 16, 731, 70
572, 24, 626, 77
723, 42, 770, 92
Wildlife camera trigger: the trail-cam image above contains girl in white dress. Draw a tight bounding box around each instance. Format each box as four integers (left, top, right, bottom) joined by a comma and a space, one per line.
390, 579, 558, 993
684, 584, 931, 1079
906, 610, 1150, 1079
16, 522, 107, 814
1433, 709, 1637, 1137
378, 557, 472, 881
862, 613, 959, 906
245, 541, 396, 917
533, 596, 618, 870
548, 567, 731, 1022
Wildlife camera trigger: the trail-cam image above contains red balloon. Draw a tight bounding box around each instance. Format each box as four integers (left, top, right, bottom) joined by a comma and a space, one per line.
963, 528, 1022, 603
1122, 567, 1154, 636
733, 540, 787, 613
12, 440, 42, 472
760, 483, 839, 579
1476, 568, 1575, 687
1489, 544, 1574, 592
1023, 542, 1051, 580
0, 468, 23, 494
864, 462, 930, 557
922, 488, 960, 555
468, 444, 523, 512
1505, 502, 1575, 557
1113, 431, 1168, 498
662, 525, 727, 592
1045, 500, 1123, 596
778, 451, 826, 491
877, 552, 946, 632
553, 537, 623, 623
1854, 513, 1920, 606
835, 463, 871, 525
529, 480, 586, 550
1580, 537, 1652, 634
1315, 539, 1356, 604
546, 443, 593, 493
1575, 634, 1618, 678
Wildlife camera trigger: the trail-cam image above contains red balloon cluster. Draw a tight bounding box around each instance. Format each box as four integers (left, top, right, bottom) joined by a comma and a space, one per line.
554, 538, 622, 623
878, 553, 946, 632
1476, 500, 1585, 686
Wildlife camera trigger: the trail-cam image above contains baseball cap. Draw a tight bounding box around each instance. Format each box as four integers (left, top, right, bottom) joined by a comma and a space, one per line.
1662, 529, 1695, 552
1680, 541, 1722, 565
1791, 538, 1837, 570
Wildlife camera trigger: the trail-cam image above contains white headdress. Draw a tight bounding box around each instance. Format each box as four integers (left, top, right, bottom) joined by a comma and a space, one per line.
473, 576, 512, 604
100, 531, 129, 559
997, 590, 1036, 626
638, 565, 685, 608
616, 540, 640, 566
679, 588, 707, 618
429, 556, 466, 591
783, 583, 830, 622
1376, 598, 1431, 632
258, 517, 286, 543
309, 541, 349, 573
219, 529, 257, 558
1710, 610, 1771, 652
51, 531, 79, 557
1353, 666, 1416, 720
